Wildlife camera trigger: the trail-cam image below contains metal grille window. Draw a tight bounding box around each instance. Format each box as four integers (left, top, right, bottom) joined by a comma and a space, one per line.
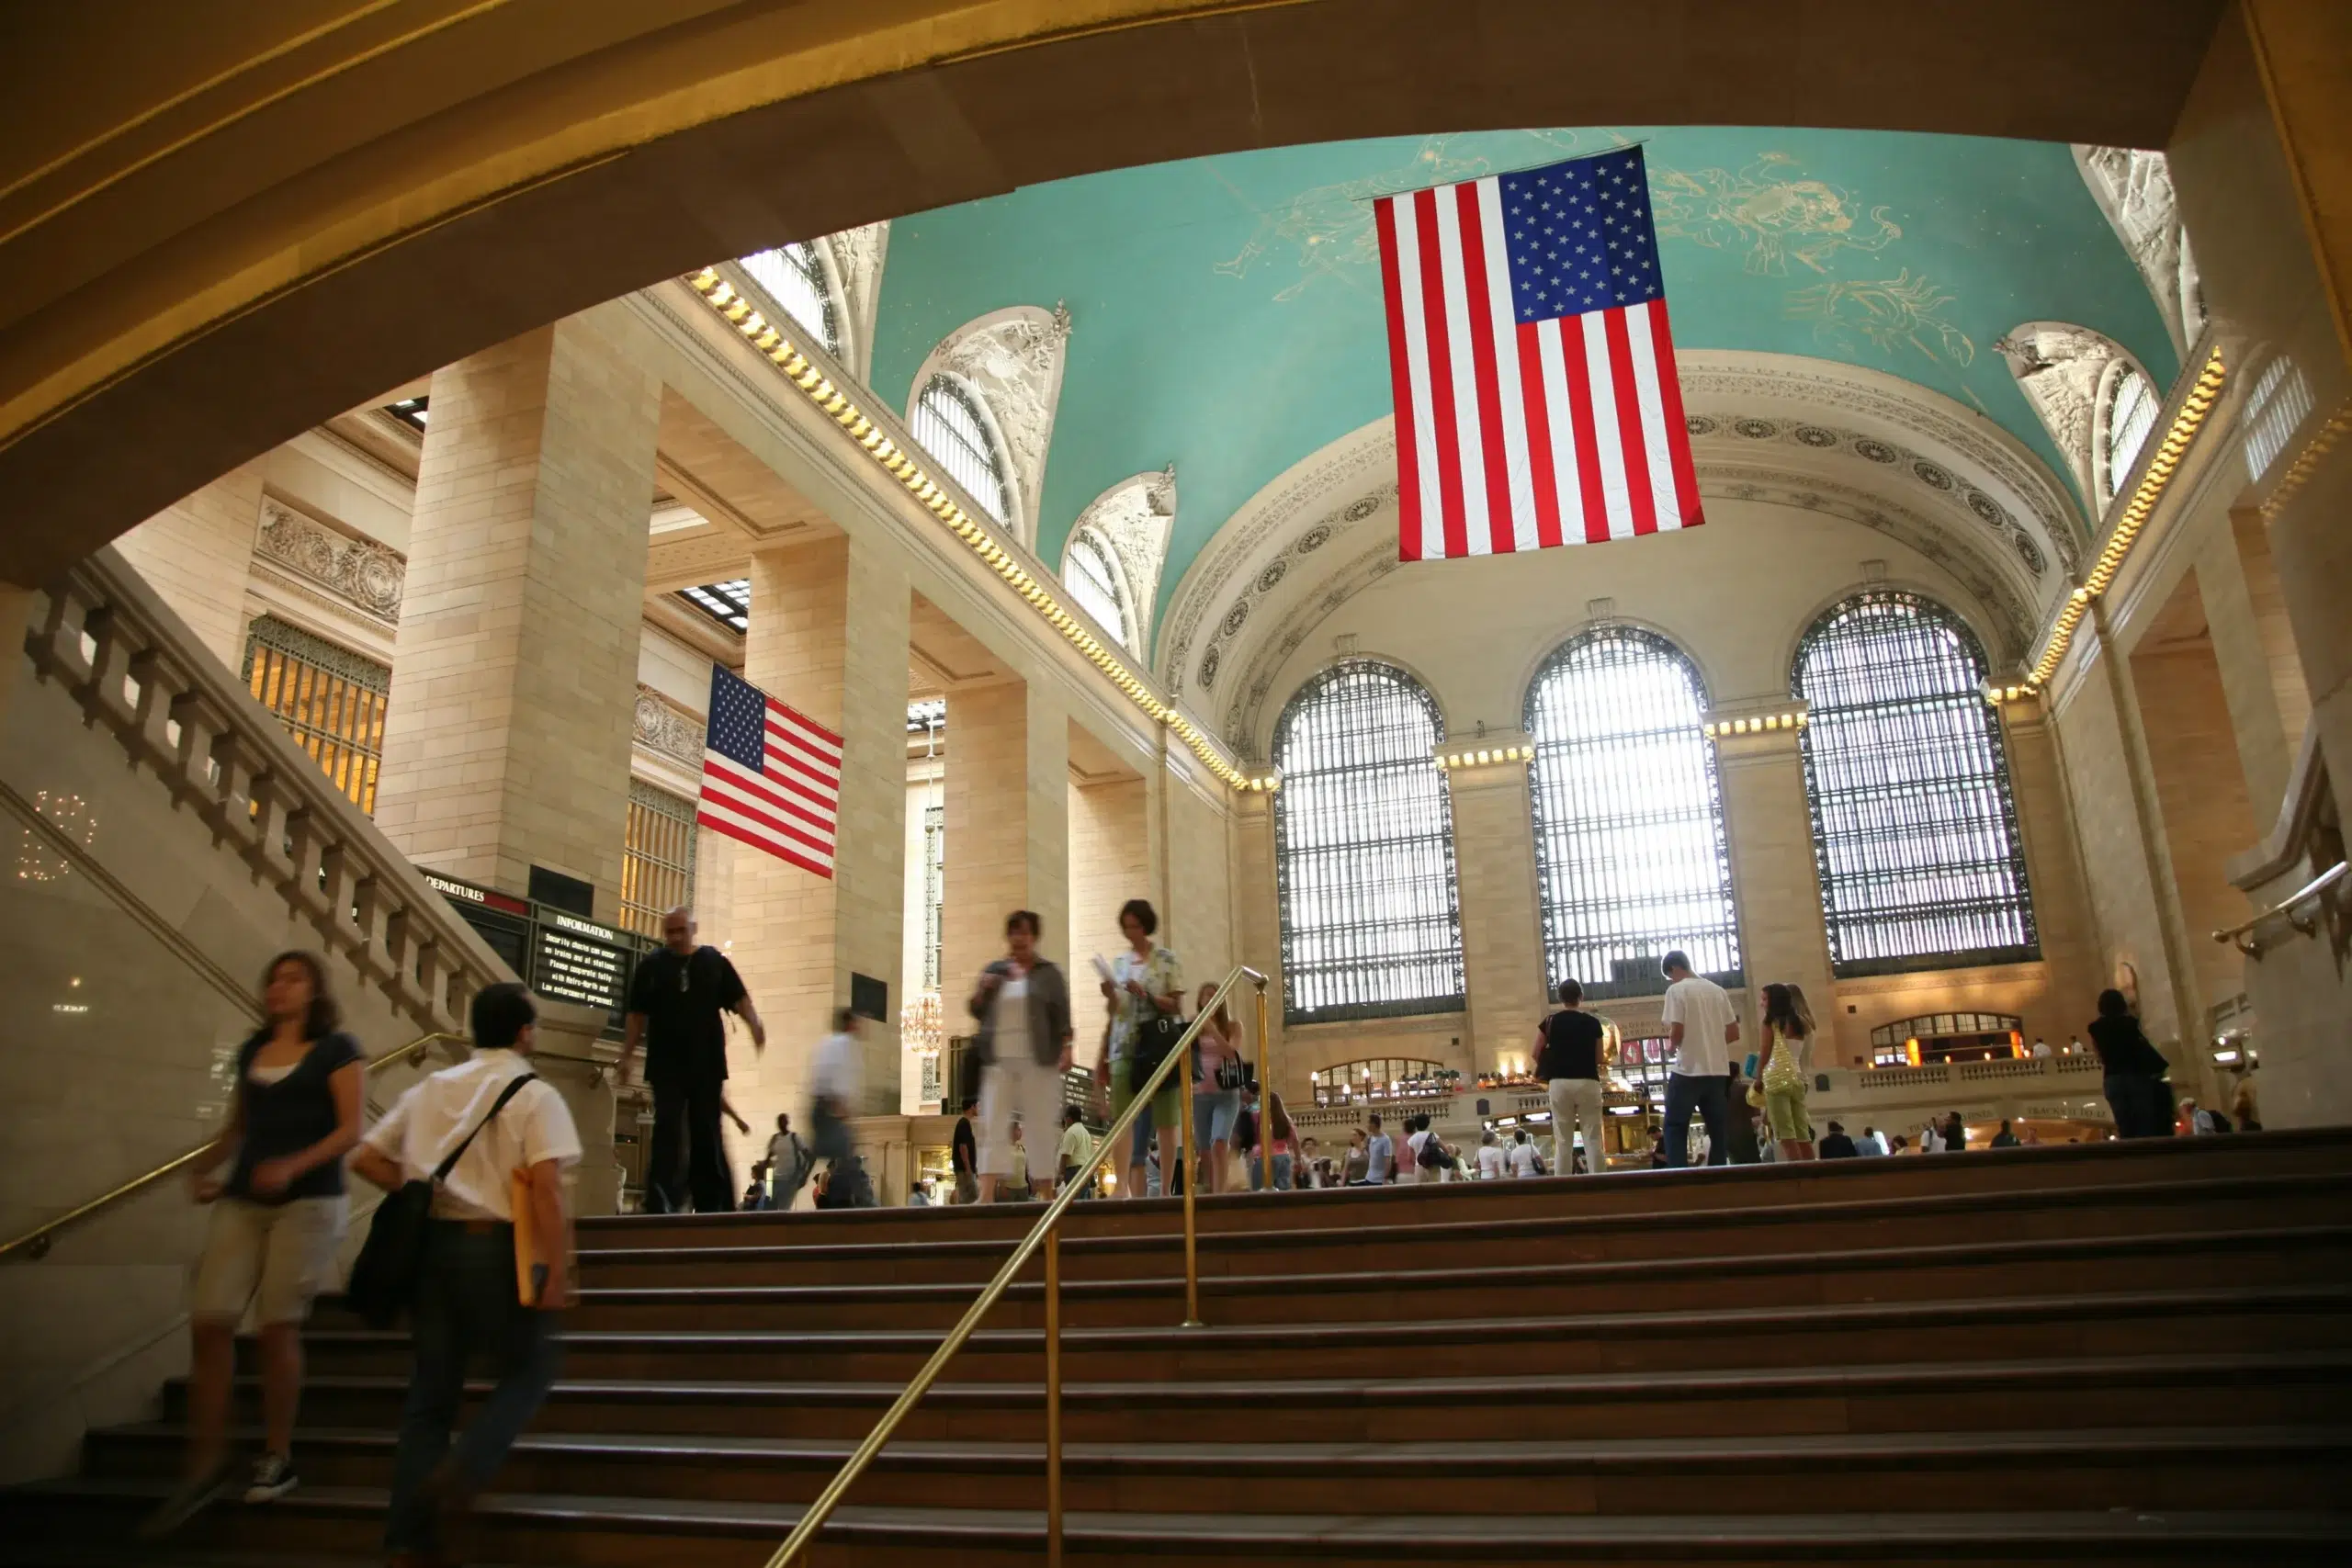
1525, 627, 1740, 998
1273, 660, 1464, 1024
1792, 591, 2038, 976
241, 616, 390, 815
620, 780, 699, 939
910, 377, 1012, 526
1062, 526, 1130, 649
2103, 366, 2159, 503
740, 243, 842, 359
922, 802, 944, 990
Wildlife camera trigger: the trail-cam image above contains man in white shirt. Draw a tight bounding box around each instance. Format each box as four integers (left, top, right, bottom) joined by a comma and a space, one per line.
2030, 1037, 2053, 1058
1508, 1127, 1545, 1178
351, 982, 580, 1567
765, 1112, 812, 1212
808, 1008, 865, 1176
1656, 950, 1739, 1169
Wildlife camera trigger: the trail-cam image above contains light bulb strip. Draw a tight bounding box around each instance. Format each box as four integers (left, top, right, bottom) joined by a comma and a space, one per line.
2027, 347, 2227, 689
686, 267, 1250, 791
2259, 399, 2352, 522
1433, 744, 1535, 771
1701, 711, 1808, 740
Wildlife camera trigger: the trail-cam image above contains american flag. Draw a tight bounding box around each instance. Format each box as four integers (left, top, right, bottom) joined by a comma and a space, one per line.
698, 666, 841, 880
1374, 145, 1702, 560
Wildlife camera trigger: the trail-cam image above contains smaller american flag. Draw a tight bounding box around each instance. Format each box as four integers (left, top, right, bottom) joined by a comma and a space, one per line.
699, 666, 842, 880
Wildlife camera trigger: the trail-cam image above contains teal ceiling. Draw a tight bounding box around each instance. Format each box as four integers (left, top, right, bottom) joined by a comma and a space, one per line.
869, 129, 2178, 650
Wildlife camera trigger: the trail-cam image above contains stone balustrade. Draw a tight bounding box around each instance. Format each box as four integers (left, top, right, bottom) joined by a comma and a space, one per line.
21, 546, 514, 1038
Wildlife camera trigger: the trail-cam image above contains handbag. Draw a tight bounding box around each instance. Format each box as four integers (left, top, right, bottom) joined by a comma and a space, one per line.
345, 1073, 537, 1328
1125, 989, 1186, 1096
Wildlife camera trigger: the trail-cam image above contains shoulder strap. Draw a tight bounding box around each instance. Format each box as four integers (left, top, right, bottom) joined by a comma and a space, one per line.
433, 1072, 537, 1184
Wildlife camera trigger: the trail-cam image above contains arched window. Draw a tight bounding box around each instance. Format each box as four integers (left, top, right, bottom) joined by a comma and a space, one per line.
1792, 591, 2038, 976
1525, 627, 1739, 996
1273, 660, 1464, 1023
739, 243, 842, 359
1062, 525, 1131, 649
910, 376, 1012, 526
2101, 365, 2159, 503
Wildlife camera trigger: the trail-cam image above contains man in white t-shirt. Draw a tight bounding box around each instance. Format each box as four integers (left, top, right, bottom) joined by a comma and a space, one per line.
1656, 950, 1739, 1169
352, 982, 580, 1564
1508, 1128, 1544, 1178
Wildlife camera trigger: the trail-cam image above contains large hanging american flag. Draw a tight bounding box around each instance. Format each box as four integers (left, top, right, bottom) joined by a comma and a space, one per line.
699, 665, 841, 879
1374, 145, 1702, 561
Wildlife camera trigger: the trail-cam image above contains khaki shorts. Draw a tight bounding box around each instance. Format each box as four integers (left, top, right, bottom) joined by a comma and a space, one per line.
191, 1195, 345, 1326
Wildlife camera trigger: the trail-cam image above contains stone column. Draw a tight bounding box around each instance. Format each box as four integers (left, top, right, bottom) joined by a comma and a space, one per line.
1230, 786, 1287, 1089
1069, 769, 1149, 1002
111, 467, 266, 672
1443, 750, 1547, 1072
2197, 509, 2310, 817
1712, 726, 1838, 1059
942, 676, 1069, 990
374, 315, 660, 915
731, 532, 910, 1140
1996, 694, 2105, 1040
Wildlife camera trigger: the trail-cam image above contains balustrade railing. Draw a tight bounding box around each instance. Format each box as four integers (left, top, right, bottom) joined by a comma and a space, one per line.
21, 547, 513, 1039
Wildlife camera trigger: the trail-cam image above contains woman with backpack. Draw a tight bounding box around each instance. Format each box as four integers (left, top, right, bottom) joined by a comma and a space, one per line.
146, 952, 366, 1537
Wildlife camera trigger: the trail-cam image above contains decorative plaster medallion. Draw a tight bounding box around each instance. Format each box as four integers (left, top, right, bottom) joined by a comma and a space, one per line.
254, 499, 405, 624
1994, 321, 2135, 513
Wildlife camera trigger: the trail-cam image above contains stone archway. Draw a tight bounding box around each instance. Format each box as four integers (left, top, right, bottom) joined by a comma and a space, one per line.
0, 0, 2230, 583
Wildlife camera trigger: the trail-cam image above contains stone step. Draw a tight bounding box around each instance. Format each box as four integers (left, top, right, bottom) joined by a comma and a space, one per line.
77, 1423, 2352, 1517
520, 1224, 2352, 1334
164, 1349, 2352, 1445
569, 1169, 2352, 1289
575, 1129, 2352, 1251
11, 1480, 2351, 1566
271, 1282, 2352, 1384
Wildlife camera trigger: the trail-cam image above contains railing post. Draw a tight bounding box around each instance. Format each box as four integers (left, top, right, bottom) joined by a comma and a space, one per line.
1255, 979, 1272, 1189
1178, 1043, 1203, 1328
1044, 1223, 1063, 1568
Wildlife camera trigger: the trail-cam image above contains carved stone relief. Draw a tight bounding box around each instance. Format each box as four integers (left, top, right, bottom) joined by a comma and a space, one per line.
820, 220, 890, 380
633, 685, 705, 769
910, 304, 1072, 546
2075, 146, 2207, 358
1994, 321, 2133, 509
254, 498, 405, 624
1069, 467, 1176, 649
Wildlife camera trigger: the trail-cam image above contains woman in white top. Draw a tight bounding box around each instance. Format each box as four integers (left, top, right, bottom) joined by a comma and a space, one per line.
1476, 1129, 1508, 1180
1508, 1128, 1545, 1178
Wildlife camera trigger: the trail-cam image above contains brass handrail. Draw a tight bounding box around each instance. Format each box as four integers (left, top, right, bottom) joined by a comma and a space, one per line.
2212, 860, 2346, 956
769, 964, 1269, 1568
0, 1030, 464, 1263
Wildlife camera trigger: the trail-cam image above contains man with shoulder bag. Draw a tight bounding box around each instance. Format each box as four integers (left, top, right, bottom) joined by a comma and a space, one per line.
351, 983, 580, 1568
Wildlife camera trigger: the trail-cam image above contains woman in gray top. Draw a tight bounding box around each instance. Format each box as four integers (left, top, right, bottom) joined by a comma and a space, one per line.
967, 909, 1074, 1203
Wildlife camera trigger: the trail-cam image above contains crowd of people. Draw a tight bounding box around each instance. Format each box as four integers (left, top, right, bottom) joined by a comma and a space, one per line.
138, 904, 2256, 1557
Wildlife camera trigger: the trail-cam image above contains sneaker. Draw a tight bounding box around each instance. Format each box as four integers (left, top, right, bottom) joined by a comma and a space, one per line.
136, 1459, 231, 1540
242, 1450, 299, 1503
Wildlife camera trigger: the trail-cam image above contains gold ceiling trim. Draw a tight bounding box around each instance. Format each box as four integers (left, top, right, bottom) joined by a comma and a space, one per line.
2029, 346, 2225, 688
685, 267, 1249, 791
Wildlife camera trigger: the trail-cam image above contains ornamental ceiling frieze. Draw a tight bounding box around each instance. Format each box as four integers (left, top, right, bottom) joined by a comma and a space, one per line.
253, 497, 405, 625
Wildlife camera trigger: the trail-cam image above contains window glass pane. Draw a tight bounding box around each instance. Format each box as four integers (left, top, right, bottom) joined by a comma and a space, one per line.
910, 377, 1011, 525
2105, 367, 2159, 501
241, 617, 390, 816
675, 578, 750, 633
1273, 660, 1465, 1024
1062, 528, 1127, 649
739, 243, 842, 359
1792, 591, 2038, 976
620, 780, 699, 939
1526, 628, 1740, 997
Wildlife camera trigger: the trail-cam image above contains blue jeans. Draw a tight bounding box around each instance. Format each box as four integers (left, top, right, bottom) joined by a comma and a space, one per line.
1250, 1152, 1294, 1190
385, 1223, 563, 1554
1659, 1071, 1729, 1168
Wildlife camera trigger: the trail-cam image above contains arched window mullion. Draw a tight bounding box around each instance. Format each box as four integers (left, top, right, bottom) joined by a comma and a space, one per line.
1273, 660, 1466, 1025
1524, 627, 1741, 998
739, 242, 842, 361
1792, 591, 2038, 976
910, 375, 1012, 527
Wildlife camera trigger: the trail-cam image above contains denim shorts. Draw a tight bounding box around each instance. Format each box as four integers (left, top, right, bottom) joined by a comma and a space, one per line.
1193, 1088, 1240, 1145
